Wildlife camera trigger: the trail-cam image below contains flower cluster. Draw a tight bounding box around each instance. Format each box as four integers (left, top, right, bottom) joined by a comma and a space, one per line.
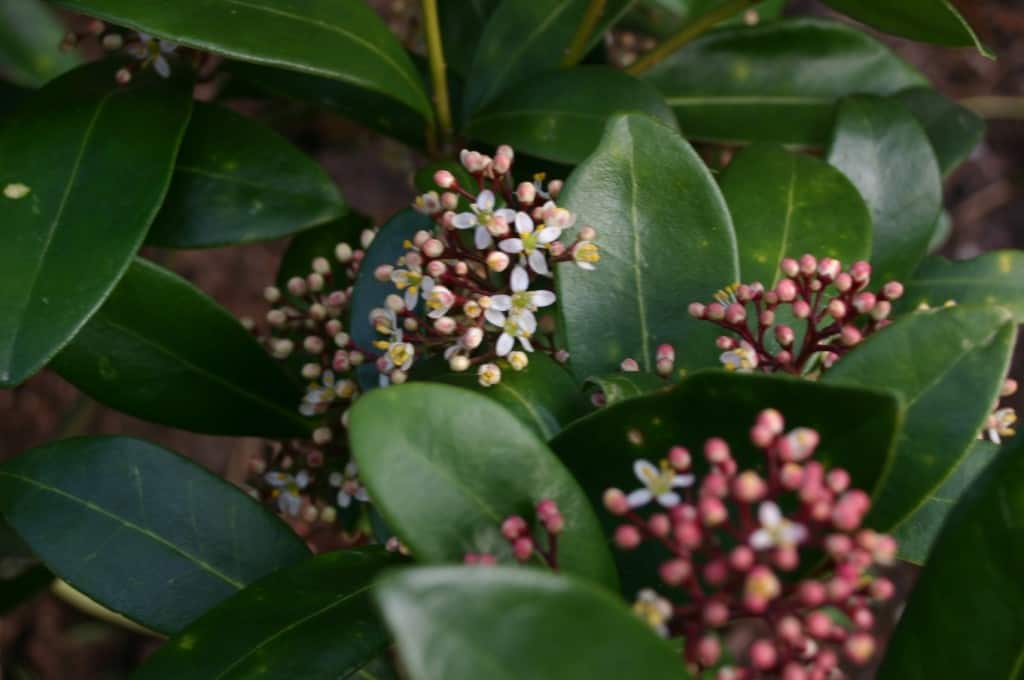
689, 255, 903, 376
370, 145, 599, 387
248, 231, 376, 530
464, 499, 565, 569
603, 410, 897, 677
60, 21, 189, 84
983, 377, 1018, 444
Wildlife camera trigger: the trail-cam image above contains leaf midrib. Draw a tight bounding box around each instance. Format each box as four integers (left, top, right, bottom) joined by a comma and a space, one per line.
625, 122, 652, 370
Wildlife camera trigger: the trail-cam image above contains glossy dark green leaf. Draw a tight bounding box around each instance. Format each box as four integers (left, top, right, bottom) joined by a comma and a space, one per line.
821, 0, 991, 56
891, 440, 999, 564
0, 436, 311, 634
877, 436, 1024, 680
439, 0, 500, 76
644, 19, 927, 147
0, 81, 28, 117
349, 383, 618, 590
0, 0, 81, 86
136, 548, 398, 679
147, 104, 344, 248
276, 212, 372, 292
719, 144, 872, 286
0, 563, 52, 613
467, 66, 677, 165
551, 370, 901, 595
462, 0, 635, 116
557, 113, 738, 378
894, 87, 985, 177
826, 95, 942, 283
376, 567, 687, 680
823, 305, 1016, 530
421, 353, 587, 440
927, 211, 953, 254
227, 62, 429, 148
584, 372, 667, 406
898, 251, 1024, 323
54, 0, 432, 117
0, 62, 193, 387
52, 259, 311, 438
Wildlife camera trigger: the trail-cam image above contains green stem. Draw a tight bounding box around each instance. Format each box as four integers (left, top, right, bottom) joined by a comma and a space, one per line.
562, 0, 606, 68
626, 0, 758, 76
421, 0, 453, 149
961, 96, 1024, 120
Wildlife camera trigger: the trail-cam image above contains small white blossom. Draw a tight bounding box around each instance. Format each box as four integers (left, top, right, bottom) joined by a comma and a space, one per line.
265, 470, 310, 516
985, 407, 1017, 444
390, 266, 432, 310
627, 459, 694, 508
128, 32, 178, 78
488, 266, 556, 332
749, 501, 807, 550
499, 212, 561, 275
422, 280, 456, 319
452, 190, 515, 250
484, 307, 536, 356
330, 462, 370, 508
633, 589, 673, 637
720, 341, 759, 373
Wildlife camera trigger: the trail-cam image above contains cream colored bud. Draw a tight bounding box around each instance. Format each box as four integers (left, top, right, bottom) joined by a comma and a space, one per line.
449, 354, 470, 372
508, 351, 529, 371
312, 257, 331, 274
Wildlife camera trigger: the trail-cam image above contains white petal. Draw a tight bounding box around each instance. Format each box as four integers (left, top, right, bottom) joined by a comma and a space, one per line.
490, 295, 512, 311
656, 492, 681, 507
421, 277, 434, 294
577, 261, 596, 271
783, 522, 808, 545
378, 374, 390, 388
485, 309, 506, 327
500, 238, 524, 254
537, 226, 561, 243
496, 333, 514, 356
295, 470, 310, 488
511, 266, 529, 292
517, 310, 537, 333
159, 40, 178, 53
153, 55, 171, 78
749, 528, 774, 550
529, 250, 550, 275
495, 208, 517, 222
634, 459, 659, 484
515, 212, 534, 235
265, 472, 291, 488
337, 491, 352, 508
474, 226, 492, 249
518, 336, 534, 352
453, 212, 476, 229
530, 290, 556, 307
405, 288, 418, 310
759, 501, 782, 528
281, 494, 301, 517
627, 488, 653, 508
476, 190, 495, 211
355, 488, 370, 502
673, 474, 695, 488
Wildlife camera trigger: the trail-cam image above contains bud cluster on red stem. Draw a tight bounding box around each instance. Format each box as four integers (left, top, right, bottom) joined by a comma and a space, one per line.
465, 499, 565, 569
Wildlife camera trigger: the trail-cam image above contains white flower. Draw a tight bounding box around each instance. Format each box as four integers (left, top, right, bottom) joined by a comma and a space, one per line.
300, 371, 337, 417
572, 241, 600, 270
390, 266, 432, 310
489, 266, 556, 331
985, 407, 1017, 444
720, 341, 759, 373
485, 307, 536, 356
330, 462, 370, 508
265, 470, 310, 516
128, 32, 177, 78
627, 459, 694, 508
478, 362, 502, 387
749, 501, 807, 550
422, 280, 456, 319
633, 589, 673, 637
499, 212, 561, 275
452, 190, 515, 250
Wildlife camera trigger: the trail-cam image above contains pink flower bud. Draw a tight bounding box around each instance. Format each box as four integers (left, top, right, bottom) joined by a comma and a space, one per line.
725, 303, 747, 324
825, 533, 852, 558
703, 558, 730, 585
827, 576, 854, 602
422, 238, 444, 258
656, 358, 674, 377
648, 513, 670, 537
799, 254, 818, 275
702, 472, 729, 498
544, 513, 565, 534
716, 335, 737, 350
732, 471, 767, 503
668, 446, 691, 470
750, 639, 778, 670
798, 580, 827, 607
871, 300, 892, 321
844, 633, 876, 665
492, 154, 511, 174
620, 357, 639, 372
433, 316, 456, 334
870, 577, 894, 600
777, 615, 803, 644
780, 258, 800, 278
781, 663, 808, 680
729, 545, 754, 572
603, 488, 628, 515
688, 302, 707, 318
427, 260, 447, 278
835, 272, 853, 292
774, 325, 795, 347
818, 257, 841, 280
703, 599, 730, 626
696, 635, 721, 667
852, 607, 874, 630
374, 264, 393, 282
614, 525, 641, 549
502, 515, 527, 540
750, 424, 775, 448
547, 179, 563, 197
515, 181, 536, 205
463, 327, 484, 349
882, 281, 904, 300
537, 499, 559, 521
656, 343, 675, 363
850, 260, 871, 283
792, 300, 811, 319
806, 610, 832, 639
774, 546, 800, 571
441, 192, 459, 210
745, 566, 781, 607
441, 211, 456, 229
779, 428, 819, 462
513, 536, 534, 561
707, 302, 726, 320
780, 463, 804, 489
674, 521, 703, 550
851, 292, 876, 314
776, 278, 798, 302
659, 558, 692, 586
700, 497, 728, 526
826, 468, 850, 494
840, 325, 862, 346
704, 437, 731, 464
827, 299, 847, 320
433, 169, 455, 188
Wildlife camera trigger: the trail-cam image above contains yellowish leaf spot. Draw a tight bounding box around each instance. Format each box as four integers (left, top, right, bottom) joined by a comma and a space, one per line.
3, 183, 30, 199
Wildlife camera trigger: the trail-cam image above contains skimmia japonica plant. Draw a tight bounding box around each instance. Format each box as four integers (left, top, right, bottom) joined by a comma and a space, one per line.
1, 1, 1021, 679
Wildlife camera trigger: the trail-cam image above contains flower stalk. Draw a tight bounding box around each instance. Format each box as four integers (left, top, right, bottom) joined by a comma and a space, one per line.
562, 0, 607, 67
421, 0, 454, 150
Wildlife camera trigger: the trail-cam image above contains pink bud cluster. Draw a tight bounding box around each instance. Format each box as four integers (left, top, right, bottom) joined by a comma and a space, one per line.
370, 146, 599, 388
688, 255, 903, 375
604, 410, 897, 678
465, 499, 565, 568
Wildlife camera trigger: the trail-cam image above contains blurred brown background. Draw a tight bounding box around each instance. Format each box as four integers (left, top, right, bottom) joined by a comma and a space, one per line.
0, 0, 1021, 677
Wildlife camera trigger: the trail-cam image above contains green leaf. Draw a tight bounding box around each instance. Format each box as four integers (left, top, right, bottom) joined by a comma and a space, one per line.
136, 548, 398, 679
439, 0, 500, 76
276, 212, 372, 293
146, 104, 345, 248
419, 353, 587, 440
551, 370, 901, 595
823, 305, 1017, 530
893, 87, 985, 177
719, 144, 872, 286
891, 440, 1000, 564
0, 62, 193, 387
556, 113, 738, 378
376, 566, 687, 680
584, 372, 667, 406
54, 0, 432, 118
876, 437, 1024, 679
821, 0, 991, 57
0, 81, 28, 118
51, 259, 311, 438
927, 211, 953, 254
467, 66, 676, 165
0, 436, 311, 634
898, 251, 1024, 323
826, 95, 943, 283
462, 0, 635, 116
0, 0, 81, 86
644, 19, 927, 147
349, 383, 618, 590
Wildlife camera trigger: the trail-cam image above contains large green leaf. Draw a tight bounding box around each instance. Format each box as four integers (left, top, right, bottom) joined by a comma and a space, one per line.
823, 305, 1016, 530
821, 0, 991, 57
376, 567, 687, 680
584, 373, 667, 406
462, 0, 635, 116
51, 259, 311, 438
826, 95, 942, 283
54, 0, 432, 118
551, 370, 901, 595
644, 19, 927, 147
0, 62, 193, 387
877, 437, 1024, 679
898, 251, 1024, 323
136, 549, 398, 679
556, 113, 738, 378
349, 383, 618, 590
0, 81, 27, 117
894, 87, 985, 177
891, 440, 1000, 564
0, 0, 81, 86
0, 437, 311, 634
147, 104, 344, 248
466, 66, 676, 165
439, 0, 500, 76
418, 353, 587, 441
719, 143, 872, 286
